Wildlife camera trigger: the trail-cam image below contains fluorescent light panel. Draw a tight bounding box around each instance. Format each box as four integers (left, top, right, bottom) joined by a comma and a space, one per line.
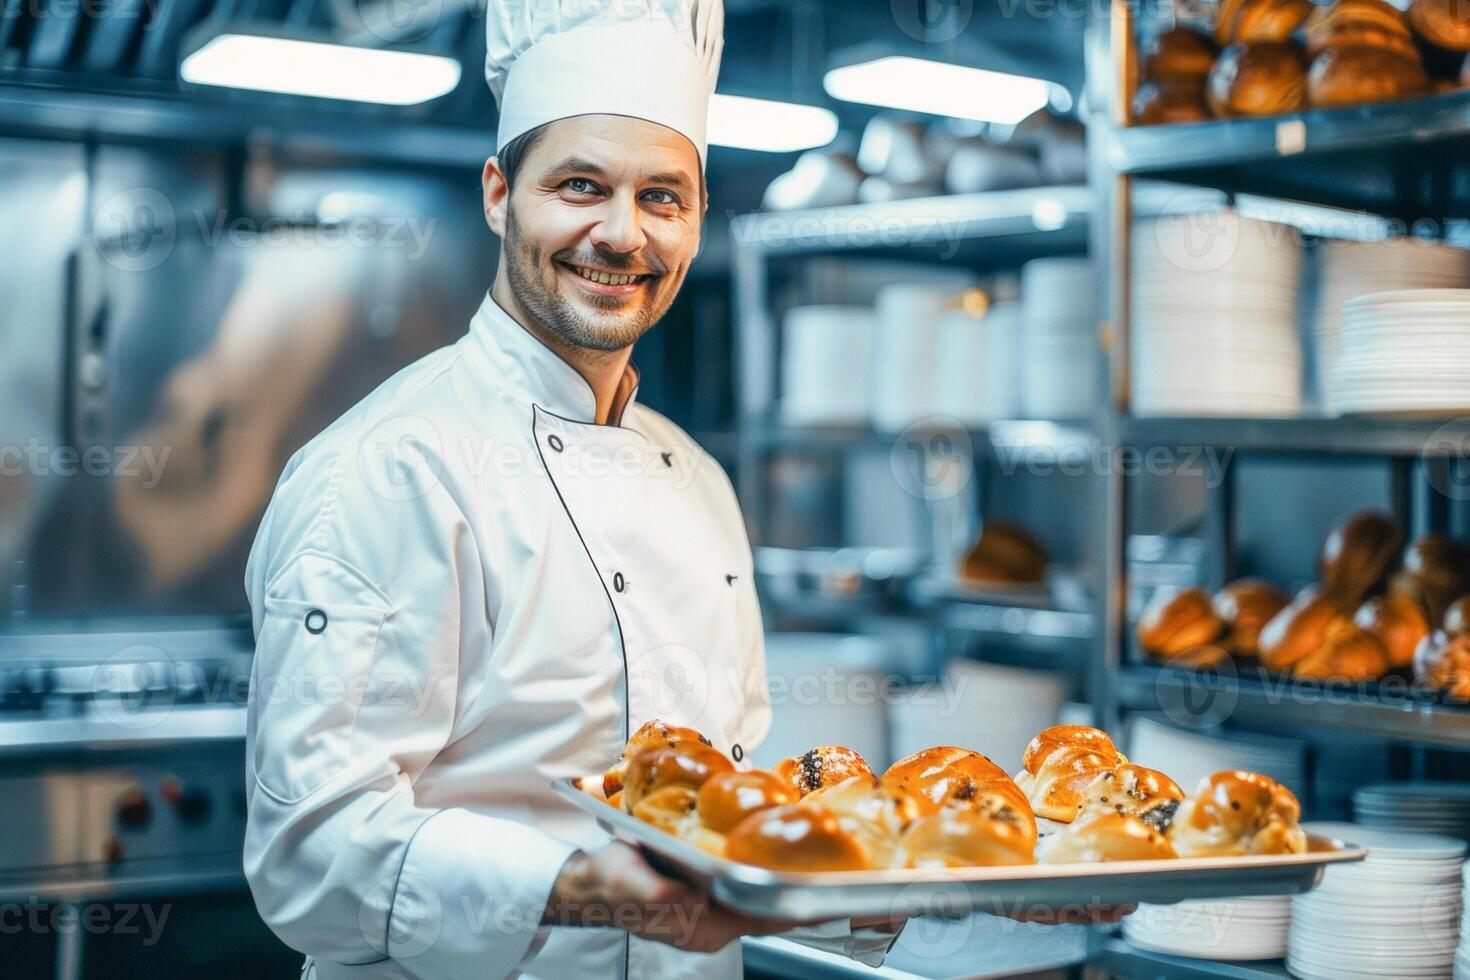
181, 34, 462, 106
824, 55, 1051, 125
708, 93, 838, 152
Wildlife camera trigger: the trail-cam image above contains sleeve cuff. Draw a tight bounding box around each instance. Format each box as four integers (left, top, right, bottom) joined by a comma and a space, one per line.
780, 917, 906, 969
386, 808, 580, 978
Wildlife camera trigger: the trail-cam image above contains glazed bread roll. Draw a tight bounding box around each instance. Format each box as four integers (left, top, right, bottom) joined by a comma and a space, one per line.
1214, 579, 1290, 658
724, 803, 874, 872
632, 785, 726, 855
1076, 763, 1186, 830
1291, 620, 1390, 681
773, 745, 874, 797
804, 776, 921, 869
1410, 0, 1470, 50
696, 770, 797, 834
1138, 587, 1227, 660
1321, 510, 1405, 605
604, 719, 711, 797
881, 746, 1036, 843
1015, 725, 1129, 823
1414, 630, 1470, 700
1168, 770, 1307, 857
1306, 0, 1417, 57
1355, 592, 1430, 669
1208, 43, 1309, 117
621, 740, 734, 813
960, 520, 1049, 586
1133, 79, 1213, 124
1309, 45, 1430, 107
1038, 812, 1179, 864
1258, 586, 1351, 673
1392, 534, 1470, 624
897, 809, 1035, 869
1144, 26, 1219, 79
1233, 0, 1315, 42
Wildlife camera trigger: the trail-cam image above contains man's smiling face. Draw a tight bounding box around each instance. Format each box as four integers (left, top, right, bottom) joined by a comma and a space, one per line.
487, 114, 704, 352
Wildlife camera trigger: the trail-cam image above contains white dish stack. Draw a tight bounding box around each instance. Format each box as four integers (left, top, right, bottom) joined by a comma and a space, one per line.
1289, 823, 1466, 980
779, 305, 876, 425
1457, 860, 1470, 980
871, 283, 971, 432
1019, 258, 1098, 420
1330, 289, 1470, 416
1131, 210, 1303, 417
1123, 896, 1292, 961
1314, 239, 1470, 403
1354, 782, 1470, 841
933, 300, 1022, 425
1126, 715, 1310, 803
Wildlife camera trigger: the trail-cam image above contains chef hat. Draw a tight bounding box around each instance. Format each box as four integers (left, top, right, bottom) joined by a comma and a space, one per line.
486, 0, 725, 166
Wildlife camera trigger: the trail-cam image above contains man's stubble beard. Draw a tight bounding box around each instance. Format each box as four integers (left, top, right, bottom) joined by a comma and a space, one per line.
503, 205, 668, 353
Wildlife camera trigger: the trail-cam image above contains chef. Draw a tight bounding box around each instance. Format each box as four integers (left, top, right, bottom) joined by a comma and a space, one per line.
241, 1, 906, 977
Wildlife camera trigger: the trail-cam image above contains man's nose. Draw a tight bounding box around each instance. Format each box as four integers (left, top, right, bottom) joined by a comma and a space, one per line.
589, 193, 647, 255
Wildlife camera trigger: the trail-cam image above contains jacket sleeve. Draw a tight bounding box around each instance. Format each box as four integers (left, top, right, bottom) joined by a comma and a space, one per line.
243, 441, 579, 978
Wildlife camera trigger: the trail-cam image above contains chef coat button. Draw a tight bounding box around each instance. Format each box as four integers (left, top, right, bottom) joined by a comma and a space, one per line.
547, 434, 564, 453
304, 609, 328, 634
661, 451, 673, 467
613, 572, 626, 593
732, 743, 744, 762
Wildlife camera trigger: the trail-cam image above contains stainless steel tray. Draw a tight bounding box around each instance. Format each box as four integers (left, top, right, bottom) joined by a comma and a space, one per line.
554, 780, 1366, 921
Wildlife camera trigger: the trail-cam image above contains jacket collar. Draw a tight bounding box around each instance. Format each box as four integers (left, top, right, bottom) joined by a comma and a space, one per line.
468, 291, 640, 426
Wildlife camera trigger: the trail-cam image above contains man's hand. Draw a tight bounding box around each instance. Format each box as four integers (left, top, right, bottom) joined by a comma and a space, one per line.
543, 841, 802, 954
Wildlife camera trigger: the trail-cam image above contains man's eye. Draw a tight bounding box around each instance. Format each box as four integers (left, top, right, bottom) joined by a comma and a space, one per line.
643, 189, 679, 206
565, 179, 598, 194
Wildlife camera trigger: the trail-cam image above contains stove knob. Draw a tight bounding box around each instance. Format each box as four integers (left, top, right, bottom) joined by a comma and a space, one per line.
116, 787, 151, 830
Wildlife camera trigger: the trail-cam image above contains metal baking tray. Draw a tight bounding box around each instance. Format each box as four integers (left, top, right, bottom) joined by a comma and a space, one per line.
554, 780, 1366, 921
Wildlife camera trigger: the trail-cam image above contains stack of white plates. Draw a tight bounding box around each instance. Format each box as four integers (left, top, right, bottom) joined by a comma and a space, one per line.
780, 305, 876, 425
1132, 210, 1303, 417
1330, 289, 1470, 416
871, 283, 971, 432
1354, 782, 1470, 841
933, 301, 1021, 425
1019, 258, 1098, 420
1126, 715, 1310, 803
1456, 861, 1470, 980
1290, 823, 1466, 980
1123, 896, 1291, 960
1314, 239, 1469, 403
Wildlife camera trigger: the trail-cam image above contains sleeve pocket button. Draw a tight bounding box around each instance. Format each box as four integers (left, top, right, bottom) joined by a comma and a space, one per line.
304, 609, 329, 634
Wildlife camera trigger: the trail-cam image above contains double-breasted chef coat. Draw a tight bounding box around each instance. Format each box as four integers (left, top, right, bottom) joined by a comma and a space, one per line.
243, 293, 898, 979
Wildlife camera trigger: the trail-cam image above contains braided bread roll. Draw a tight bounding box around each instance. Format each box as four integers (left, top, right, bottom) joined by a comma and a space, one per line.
804, 775, 922, 869
1014, 725, 1129, 822
1038, 812, 1179, 863
896, 808, 1036, 869
1168, 770, 1307, 857
621, 739, 734, 813
1076, 763, 1185, 830
772, 745, 874, 797
724, 802, 873, 872
603, 719, 711, 797
695, 770, 797, 834
881, 746, 1036, 843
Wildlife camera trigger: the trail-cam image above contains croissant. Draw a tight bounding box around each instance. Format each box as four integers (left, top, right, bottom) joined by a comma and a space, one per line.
724, 803, 873, 872
604, 719, 712, 797
1014, 725, 1129, 822
804, 775, 921, 869
773, 745, 874, 796
881, 746, 1036, 843
896, 809, 1035, 869
1038, 812, 1178, 863
1076, 763, 1185, 830
1168, 770, 1307, 857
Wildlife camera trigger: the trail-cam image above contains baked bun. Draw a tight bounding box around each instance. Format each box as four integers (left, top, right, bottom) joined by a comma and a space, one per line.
621, 740, 734, 813
1144, 26, 1219, 79
724, 803, 874, 872
1208, 43, 1308, 117
631, 785, 726, 855
1133, 78, 1213, 124
1309, 45, 1430, 107
1168, 771, 1307, 857
881, 746, 1036, 842
1138, 587, 1227, 660
1320, 510, 1405, 605
1355, 592, 1431, 669
1214, 579, 1291, 658
1306, 0, 1417, 57
1077, 763, 1186, 830
960, 520, 1049, 586
696, 770, 797, 834
1015, 725, 1128, 823
1443, 595, 1470, 634
1409, 0, 1470, 50
604, 719, 711, 797
1291, 620, 1390, 681
773, 745, 874, 797
1393, 534, 1470, 623
897, 809, 1035, 869
1167, 644, 1235, 670
1414, 629, 1470, 701
1258, 586, 1351, 673
805, 776, 921, 868
1038, 812, 1179, 864
1234, 0, 1315, 42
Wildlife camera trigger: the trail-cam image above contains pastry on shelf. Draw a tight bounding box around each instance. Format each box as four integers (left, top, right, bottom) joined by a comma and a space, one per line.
881, 746, 1037, 843
1355, 592, 1431, 669
1144, 25, 1220, 79
1306, 0, 1419, 60
1133, 78, 1213, 124
1391, 533, 1470, 623
958, 519, 1049, 587
696, 770, 798, 833
1014, 724, 1128, 823
724, 802, 875, 872
773, 745, 875, 797
1038, 812, 1179, 863
895, 808, 1036, 868
1414, 629, 1470, 700
1258, 586, 1352, 673
1207, 42, 1309, 117
1216, 0, 1314, 43
1138, 587, 1227, 660
1409, 0, 1470, 50
1076, 763, 1186, 829
1168, 770, 1308, 857
1309, 45, 1430, 107
1214, 578, 1290, 658
1319, 509, 1404, 606
1290, 620, 1390, 681
603, 719, 712, 798
1166, 644, 1235, 671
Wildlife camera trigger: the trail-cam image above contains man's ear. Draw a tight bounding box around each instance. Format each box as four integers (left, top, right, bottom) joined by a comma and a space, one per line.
483, 156, 509, 237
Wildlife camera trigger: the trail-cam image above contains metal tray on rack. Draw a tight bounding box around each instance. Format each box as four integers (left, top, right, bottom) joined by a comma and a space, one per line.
553, 780, 1367, 921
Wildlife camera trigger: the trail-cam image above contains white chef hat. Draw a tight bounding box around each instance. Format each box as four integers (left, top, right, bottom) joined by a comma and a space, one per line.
485, 0, 725, 167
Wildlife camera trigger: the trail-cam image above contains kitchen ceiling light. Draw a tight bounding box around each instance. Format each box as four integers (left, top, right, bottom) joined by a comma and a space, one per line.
181, 34, 462, 106
708, 94, 838, 152
823, 56, 1051, 125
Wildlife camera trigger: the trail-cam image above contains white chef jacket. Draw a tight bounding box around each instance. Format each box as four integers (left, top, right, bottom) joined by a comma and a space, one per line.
243, 293, 899, 979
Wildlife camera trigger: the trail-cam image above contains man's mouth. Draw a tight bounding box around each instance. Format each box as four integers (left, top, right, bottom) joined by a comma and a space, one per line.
561, 262, 657, 289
